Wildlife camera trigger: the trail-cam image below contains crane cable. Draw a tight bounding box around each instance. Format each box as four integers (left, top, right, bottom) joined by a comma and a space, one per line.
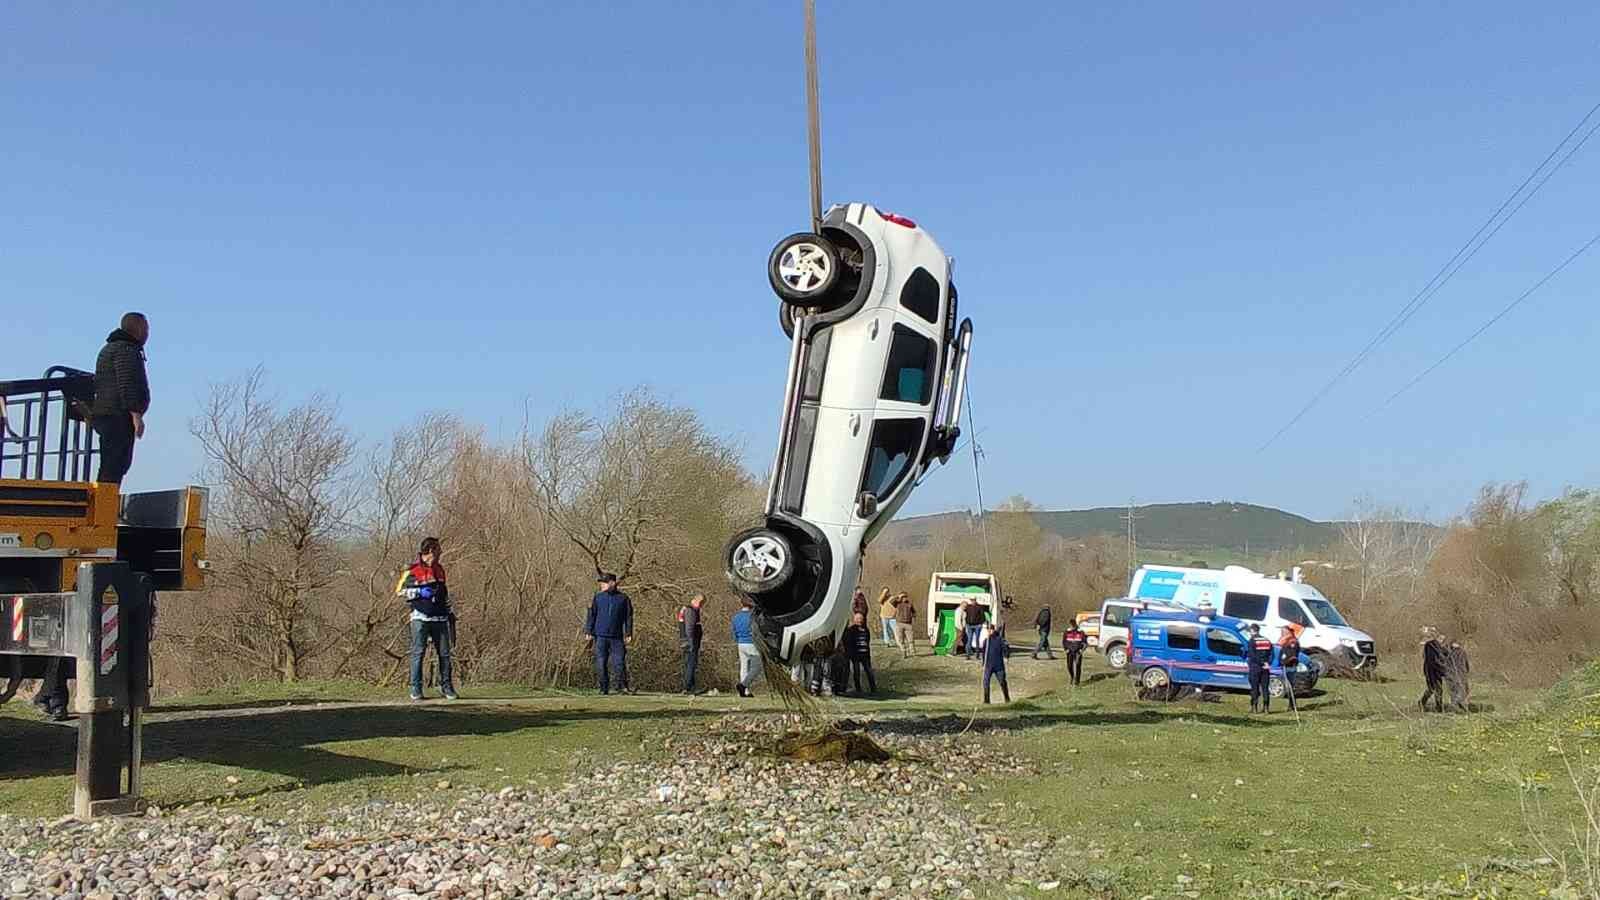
804, 0, 823, 232
965, 385, 994, 573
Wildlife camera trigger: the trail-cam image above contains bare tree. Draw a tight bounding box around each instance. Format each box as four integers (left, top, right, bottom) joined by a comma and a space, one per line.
186, 369, 360, 682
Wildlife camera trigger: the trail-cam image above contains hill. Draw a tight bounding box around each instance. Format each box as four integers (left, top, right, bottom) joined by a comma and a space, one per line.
880, 501, 1340, 557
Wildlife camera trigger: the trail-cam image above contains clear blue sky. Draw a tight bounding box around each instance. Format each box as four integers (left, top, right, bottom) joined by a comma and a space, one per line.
7, 3, 1598, 522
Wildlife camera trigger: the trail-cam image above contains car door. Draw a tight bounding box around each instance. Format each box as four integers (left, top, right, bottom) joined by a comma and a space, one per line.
1163, 624, 1204, 685
1203, 627, 1251, 690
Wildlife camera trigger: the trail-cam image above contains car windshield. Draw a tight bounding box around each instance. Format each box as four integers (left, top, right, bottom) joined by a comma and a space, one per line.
1300, 594, 1348, 627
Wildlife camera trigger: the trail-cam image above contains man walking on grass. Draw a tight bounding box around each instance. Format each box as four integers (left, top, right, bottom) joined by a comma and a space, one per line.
894, 593, 917, 658
584, 573, 633, 695
1061, 618, 1088, 686
1418, 627, 1447, 713
1032, 604, 1054, 660
678, 594, 704, 694
732, 597, 761, 697
981, 623, 1011, 704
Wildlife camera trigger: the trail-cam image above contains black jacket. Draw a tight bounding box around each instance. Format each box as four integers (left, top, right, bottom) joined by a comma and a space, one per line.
842, 624, 873, 659
678, 604, 703, 647
1422, 640, 1447, 681
1246, 636, 1274, 671
92, 329, 151, 417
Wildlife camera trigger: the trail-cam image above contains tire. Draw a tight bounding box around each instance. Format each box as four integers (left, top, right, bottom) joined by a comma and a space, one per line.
769, 233, 841, 305
778, 302, 803, 339
725, 527, 796, 595
1105, 642, 1128, 670
1140, 666, 1174, 701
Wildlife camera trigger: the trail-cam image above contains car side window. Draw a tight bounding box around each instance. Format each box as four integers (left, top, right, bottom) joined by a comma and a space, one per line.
1206, 628, 1246, 659
899, 267, 940, 324
1222, 592, 1269, 620
1166, 624, 1201, 651
1277, 597, 1311, 627
880, 325, 937, 404
859, 417, 923, 500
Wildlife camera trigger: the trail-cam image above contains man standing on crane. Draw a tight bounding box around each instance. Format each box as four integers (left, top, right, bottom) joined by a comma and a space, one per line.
91, 312, 151, 485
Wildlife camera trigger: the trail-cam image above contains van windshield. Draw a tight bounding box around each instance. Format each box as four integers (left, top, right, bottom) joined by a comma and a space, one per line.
1301, 595, 1348, 627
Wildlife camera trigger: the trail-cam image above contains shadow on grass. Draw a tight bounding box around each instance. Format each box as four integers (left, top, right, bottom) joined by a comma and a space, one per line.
0, 703, 723, 795
865, 707, 1286, 737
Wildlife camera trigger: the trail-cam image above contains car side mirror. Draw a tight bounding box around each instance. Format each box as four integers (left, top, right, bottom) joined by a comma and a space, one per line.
856, 492, 879, 519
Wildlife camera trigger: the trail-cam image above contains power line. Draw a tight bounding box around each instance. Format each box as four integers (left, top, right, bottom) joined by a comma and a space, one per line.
1366, 227, 1600, 416
1258, 97, 1600, 452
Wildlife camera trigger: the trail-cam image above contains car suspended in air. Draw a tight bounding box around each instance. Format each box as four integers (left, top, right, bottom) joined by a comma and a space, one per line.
724, 202, 974, 663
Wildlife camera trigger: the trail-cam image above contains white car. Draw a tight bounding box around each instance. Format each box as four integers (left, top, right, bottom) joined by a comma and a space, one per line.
725, 203, 974, 663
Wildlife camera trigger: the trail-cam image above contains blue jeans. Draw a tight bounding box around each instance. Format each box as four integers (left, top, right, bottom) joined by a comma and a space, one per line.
965, 626, 983, 658
594, 636, 628, 693
410, 619, 453, 695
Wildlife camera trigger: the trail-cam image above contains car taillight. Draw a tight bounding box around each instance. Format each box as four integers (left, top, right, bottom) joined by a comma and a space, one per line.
881, 211, 917, 229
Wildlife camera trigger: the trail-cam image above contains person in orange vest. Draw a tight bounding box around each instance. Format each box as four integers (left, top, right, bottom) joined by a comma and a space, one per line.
1277, 623, 1304, 712
1245, 624, 1275, 714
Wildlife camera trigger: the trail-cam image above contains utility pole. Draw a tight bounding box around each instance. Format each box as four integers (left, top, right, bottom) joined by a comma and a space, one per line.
1121, 498, 1143, 580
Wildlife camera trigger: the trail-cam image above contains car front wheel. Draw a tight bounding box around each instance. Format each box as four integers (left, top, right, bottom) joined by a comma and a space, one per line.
769, 233, 841, 305
726, 527, 796, 595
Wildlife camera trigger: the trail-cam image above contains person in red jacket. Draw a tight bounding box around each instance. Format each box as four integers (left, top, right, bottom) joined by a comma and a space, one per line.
396, 537, 456, 701
1061, 619, 1089, 687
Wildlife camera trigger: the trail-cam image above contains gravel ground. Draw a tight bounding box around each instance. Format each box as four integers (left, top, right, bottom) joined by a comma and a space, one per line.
1, 714, 1069, 899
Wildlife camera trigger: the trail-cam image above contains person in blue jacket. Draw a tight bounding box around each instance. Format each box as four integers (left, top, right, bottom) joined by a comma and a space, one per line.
731, 597, 761, 697
981, 622, 1011, 704
584, 572, 634, 695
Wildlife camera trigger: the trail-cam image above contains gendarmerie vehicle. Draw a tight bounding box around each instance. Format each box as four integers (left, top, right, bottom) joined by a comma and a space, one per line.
725, 203, 974, 662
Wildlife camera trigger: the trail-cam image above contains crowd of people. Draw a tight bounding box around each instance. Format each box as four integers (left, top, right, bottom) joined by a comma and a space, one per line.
390, 541, 1475, 714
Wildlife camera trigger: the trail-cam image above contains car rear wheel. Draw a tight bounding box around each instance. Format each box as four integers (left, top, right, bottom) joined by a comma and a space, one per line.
726, 527, 796, 595
769, 233, 840, 305
1105, 642, 1128, 670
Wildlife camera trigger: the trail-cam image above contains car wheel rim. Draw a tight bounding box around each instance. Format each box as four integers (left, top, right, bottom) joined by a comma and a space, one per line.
778, 242, 832, 294
732, 536, 787, 583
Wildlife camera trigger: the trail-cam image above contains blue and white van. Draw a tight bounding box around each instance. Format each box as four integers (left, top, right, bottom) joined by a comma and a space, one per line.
1128, 565, 1377, 673
1126, 609, 1318, 700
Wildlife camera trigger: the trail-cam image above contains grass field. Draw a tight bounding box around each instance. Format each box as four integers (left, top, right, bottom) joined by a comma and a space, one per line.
3, 648, 1595, 898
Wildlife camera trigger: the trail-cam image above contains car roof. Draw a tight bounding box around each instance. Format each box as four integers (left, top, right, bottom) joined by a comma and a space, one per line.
1130, 609, 1252, 632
